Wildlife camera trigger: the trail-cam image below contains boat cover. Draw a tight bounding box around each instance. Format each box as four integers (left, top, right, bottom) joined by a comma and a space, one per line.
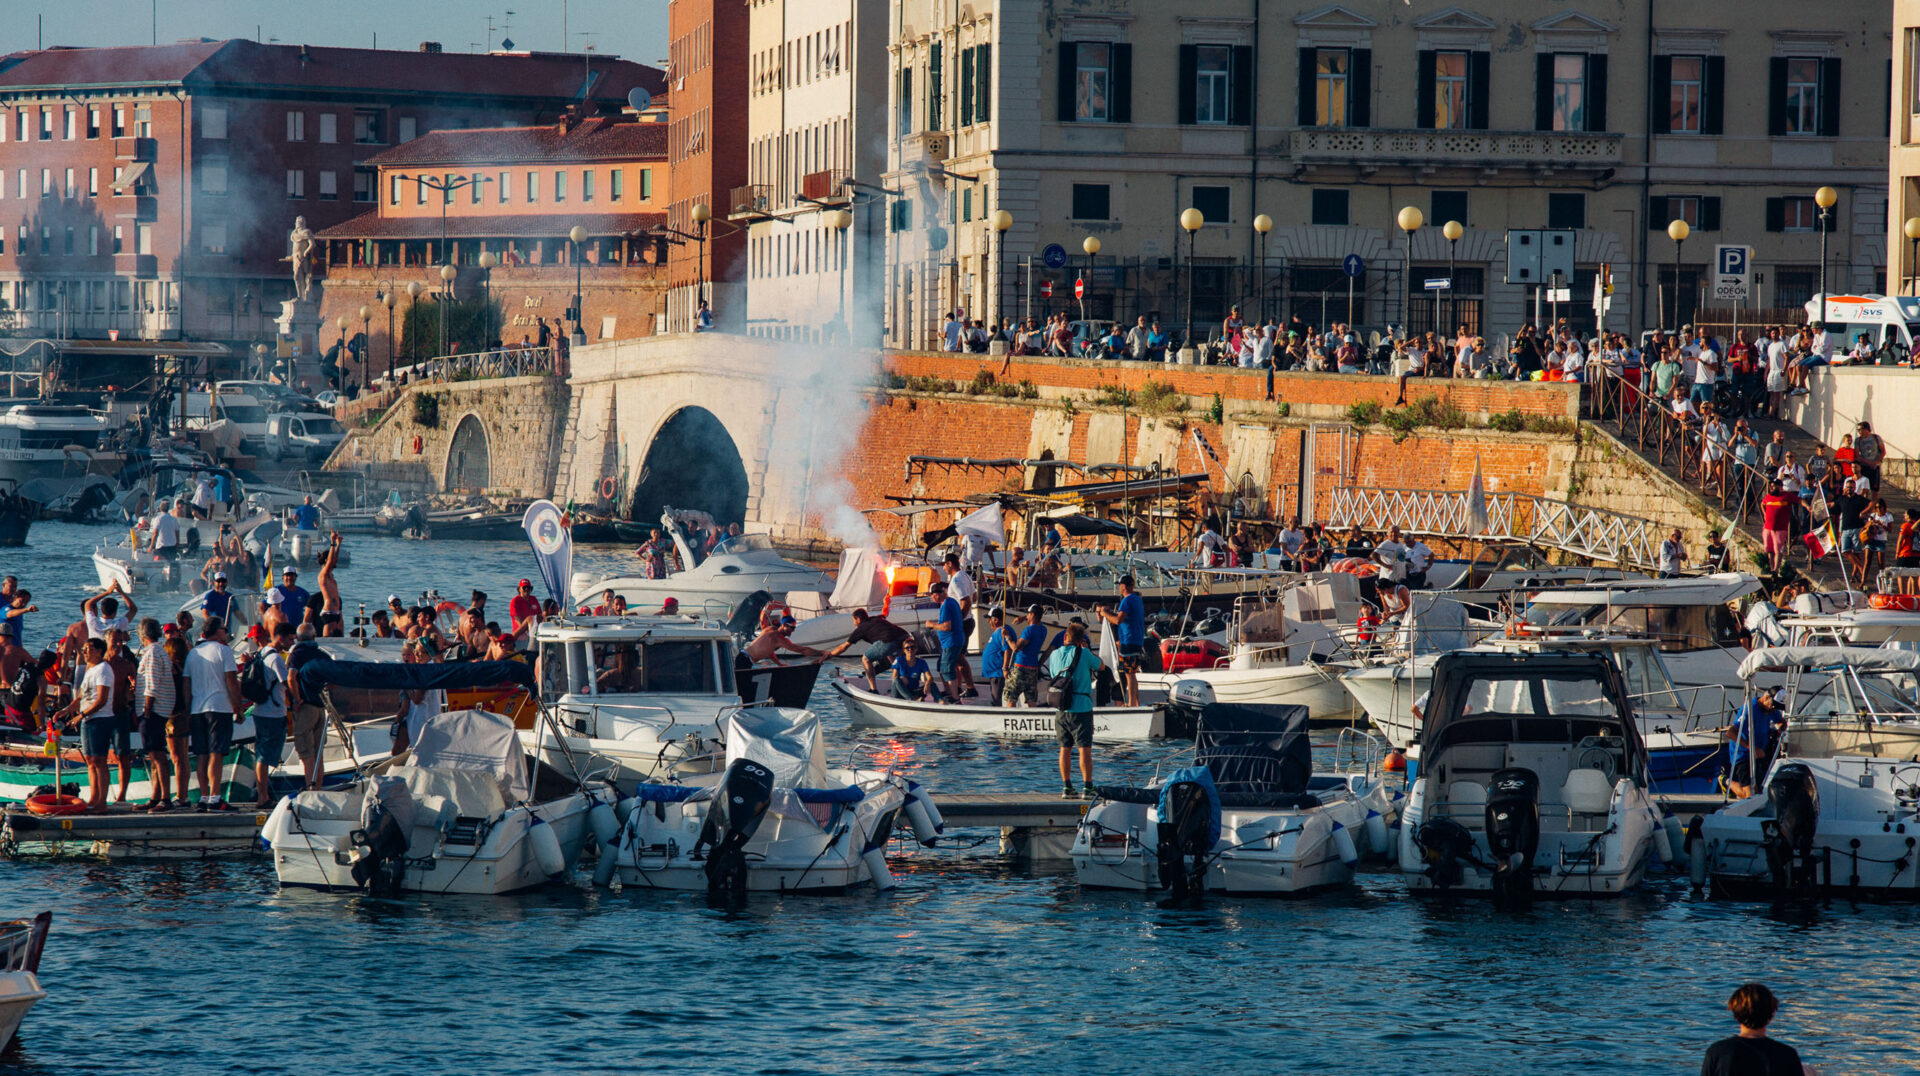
724, 707, 828, 788
1398, 593, 1476, 654
1737, 646, 1920, 680
1158, 765, 1222, 851
295, 656, 535, 699
1195, 703, 1312, 793
828, 547, 887, 610
407, 708, 531, 803
954, 502, 1006, 544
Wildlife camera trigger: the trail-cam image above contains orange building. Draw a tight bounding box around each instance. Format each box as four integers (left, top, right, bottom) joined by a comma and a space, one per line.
664, 0, 750, 331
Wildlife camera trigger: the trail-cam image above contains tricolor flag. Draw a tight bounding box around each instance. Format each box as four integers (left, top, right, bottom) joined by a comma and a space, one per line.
1803, 522, 1836, 560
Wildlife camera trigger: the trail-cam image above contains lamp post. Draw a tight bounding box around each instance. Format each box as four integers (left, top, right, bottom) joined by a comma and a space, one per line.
691, 202, 712, 325
1814, 185, 1838, 327
1442, 220, 1463, 342
1905, 217, 1920, 295
438, 264, 457, 357
358, 304, 371, 389
1253, 213, 1273, 326
477, 251, 497, 349
1396, 206, 1423, 333
331, 315, 346, 390
1667, 219, 1690, 330
828, 209, 853, 340
405, 173, 491, 266
991, 209, 1013, 333
566, 225, 588, 346
1180, 207, 1203, 351
385, 290, 400, 384
1081, 235, 1101, 323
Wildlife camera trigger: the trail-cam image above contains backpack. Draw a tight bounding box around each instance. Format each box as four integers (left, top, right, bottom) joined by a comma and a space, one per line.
1047, 646, 1085, 711
238, 652, 277, 705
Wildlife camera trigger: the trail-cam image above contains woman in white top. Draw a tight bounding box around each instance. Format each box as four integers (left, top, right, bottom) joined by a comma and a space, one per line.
1775, 452, 1806, 496
1701, 411, 1730, 488
391, 638, 446, 753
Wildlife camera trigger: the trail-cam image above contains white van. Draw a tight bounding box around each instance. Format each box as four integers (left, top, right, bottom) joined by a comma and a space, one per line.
1803, 293, 1920, 361
264, 412, 345, 463
178, 392, 272, 452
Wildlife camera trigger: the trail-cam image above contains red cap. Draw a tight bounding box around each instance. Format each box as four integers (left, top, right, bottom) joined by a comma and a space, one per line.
518, 578, 532, 588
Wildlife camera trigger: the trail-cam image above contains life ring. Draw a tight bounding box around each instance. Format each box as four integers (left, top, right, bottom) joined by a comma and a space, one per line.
411, 435, 424, 456
1869, 592, 1920, 611
600, 476, 617, 501
26, 792, 89, 816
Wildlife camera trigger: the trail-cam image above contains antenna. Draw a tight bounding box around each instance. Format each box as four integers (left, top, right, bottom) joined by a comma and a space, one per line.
627, 88, 652, 112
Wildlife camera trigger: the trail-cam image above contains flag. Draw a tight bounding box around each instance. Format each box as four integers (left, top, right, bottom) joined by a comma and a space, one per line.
522, 499, 574, 606
1466, 453, 1490, 536
1803, 522, 1835, 560
260, 539, 273, 592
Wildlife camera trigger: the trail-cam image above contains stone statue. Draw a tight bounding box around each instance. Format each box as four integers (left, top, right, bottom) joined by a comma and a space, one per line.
287, 216, 315, 302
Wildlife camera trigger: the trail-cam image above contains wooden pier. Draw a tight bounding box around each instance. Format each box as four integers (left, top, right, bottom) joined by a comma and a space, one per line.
1, 805, 268, 859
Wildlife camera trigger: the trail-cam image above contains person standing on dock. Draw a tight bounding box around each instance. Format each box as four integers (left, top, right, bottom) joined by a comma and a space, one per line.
1002, 606, 1048, 709
245, 624, 297, 810
105, 629, 137, 805
1700, 983, 1804, 1076
1095, 575, 1145, 707
928, 582, 967, 702
134, 619, 177, 811
184, 618, 242, 811
1047, 624, 1103, 798
56, 637, 116, 813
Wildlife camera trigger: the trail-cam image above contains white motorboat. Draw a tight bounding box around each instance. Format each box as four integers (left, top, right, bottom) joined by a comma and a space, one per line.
1073, 686, 1401, 897
601, 707, 928, 895
1696, 755, 1920, 899
262, 707, 610, 895
0, 913, 49, 1049
780, 547, 945, 649
569, 508, 835, 620
0, 402, 116, 485
1396, 651, 1671, 900
1741, 646, 1920, 763
1136, 587, 1367, 721
832, 675, 1166, 741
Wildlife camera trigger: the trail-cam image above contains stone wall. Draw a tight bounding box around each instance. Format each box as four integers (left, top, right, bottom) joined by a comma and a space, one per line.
1572, 425, 1764, 572
325, 374, 569, 498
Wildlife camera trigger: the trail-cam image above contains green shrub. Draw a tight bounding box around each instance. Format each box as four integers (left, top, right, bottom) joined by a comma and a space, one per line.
1525, 416, 1578, 436
1346, 401, 1383, 425
1207, 392, 1224, 425
1094, 384, 1135, 408
1404, 393, 1468, 430
966, 369, 996, 395
1275, 401, 1291, 418
1016, 380, 1040, 400
411, 391, 440, 428
1486, 408, 1526, 433
1136, 380, 1187, 416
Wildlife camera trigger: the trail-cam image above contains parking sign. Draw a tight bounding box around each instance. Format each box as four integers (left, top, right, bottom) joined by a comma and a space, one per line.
1712, 245, 1752, 302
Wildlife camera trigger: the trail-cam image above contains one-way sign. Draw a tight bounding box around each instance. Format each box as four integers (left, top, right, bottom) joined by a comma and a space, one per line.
1424, 278, 1451, 291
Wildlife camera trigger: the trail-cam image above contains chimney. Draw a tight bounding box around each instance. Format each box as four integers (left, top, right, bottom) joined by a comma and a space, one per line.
419, 41, 443, 53
556, 103, 584, 134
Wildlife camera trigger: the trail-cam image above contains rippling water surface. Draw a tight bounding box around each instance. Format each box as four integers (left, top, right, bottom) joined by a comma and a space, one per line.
3, 525, 1917, 1074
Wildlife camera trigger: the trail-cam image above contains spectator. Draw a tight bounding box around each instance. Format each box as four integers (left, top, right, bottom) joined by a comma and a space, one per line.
1046, 623, 1103, 798
246, 623, 298, 810
1658, 528, 1686, 579
56, 637, 115, 813
1700, 983, 1804, 1076
183, 617, 242, 811
1761, 481, 1796, 575
1853, 421, 1885, 492
889, 637, 938, 702
978, 607, 1011, 705
1001, 605, 1048, 709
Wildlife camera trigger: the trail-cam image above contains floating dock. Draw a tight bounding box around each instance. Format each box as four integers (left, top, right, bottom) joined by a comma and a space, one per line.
1, 805, 268, 859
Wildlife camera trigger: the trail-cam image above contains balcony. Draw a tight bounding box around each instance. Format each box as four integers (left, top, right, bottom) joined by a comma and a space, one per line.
727, 183, 772, 221
113, 136, 156, 161
1288, 127, 1622, 175
799, 169, 849, 204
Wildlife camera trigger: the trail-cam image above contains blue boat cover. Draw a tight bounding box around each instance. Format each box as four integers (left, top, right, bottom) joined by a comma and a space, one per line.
632, 783, 703, 803
1158, 765, 1222, 852
296, 657, 536, 699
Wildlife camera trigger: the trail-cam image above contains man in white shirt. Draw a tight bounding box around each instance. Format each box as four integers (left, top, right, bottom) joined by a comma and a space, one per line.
81, 582, 137, 640
1405, 537, 1434, 588
1658, 527, 1686, 579
1690, 336, 1719, 407
941, 552, 978, 616
57, 637, 116, 810
149, 498, 183, 560
1372, 526, 1410, 583
1194, 523, 1227, 567
183, 617, 242, 810
245, 623, 300, 809
1277, 519, 1306, 568
943, 312, 964, 352
191, 476, 215, 519
1125, 316, 1152, 360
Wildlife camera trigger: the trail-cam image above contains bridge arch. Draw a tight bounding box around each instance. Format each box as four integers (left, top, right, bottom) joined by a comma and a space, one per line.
445, 413, 491, 491
630, 405, 749, 526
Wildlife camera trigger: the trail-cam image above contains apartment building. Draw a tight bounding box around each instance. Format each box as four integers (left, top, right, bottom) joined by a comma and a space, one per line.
664, 0, 750, 331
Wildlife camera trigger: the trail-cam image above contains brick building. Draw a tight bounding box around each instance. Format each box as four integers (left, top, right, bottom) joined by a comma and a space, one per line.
0, 39, 660, 375
664, 0, 750, 331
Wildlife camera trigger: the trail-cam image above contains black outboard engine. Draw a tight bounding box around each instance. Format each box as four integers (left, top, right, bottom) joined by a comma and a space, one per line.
725, 590, 775, 639
1484, 768, 1541, 906
1155, 780, 1215, 903
1161, 680, 1215, 742
1413, 818, 1478, 890
1762, 762, 1821, 893
349, 775, 416, 895
697, 759, 776, 901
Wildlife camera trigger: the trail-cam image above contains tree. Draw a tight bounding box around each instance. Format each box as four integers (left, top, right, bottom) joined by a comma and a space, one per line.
398, 295, 502, 361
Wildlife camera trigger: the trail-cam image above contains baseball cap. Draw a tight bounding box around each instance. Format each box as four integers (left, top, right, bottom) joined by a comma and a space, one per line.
518, 578, 532, 588
213, 572, 227, 581
282, 567, 297, 577
1026, 604, 1044, 615
780, 615, 797, 627
387, 594, 402, 604
662, 597, 679, 609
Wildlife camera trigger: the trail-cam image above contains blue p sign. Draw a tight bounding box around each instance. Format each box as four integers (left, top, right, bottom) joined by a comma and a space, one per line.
1718, 246, 1747, 277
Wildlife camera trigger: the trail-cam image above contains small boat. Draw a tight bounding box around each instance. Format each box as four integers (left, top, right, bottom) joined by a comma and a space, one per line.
1743, 646, 1920, 763
1395, 650, 1671, 901
1697, 755, 1920, 899
0, 480, 34, 547
570, 508, 834, 620
0, 912, 50, 1048
601, 707, 927, 896
262, 708, 611, 895
832, 675, 1167, 741
1135, 588, 1368, 721
1072, 685, 1401, 897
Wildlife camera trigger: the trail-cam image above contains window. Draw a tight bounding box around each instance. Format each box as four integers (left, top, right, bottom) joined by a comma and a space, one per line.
1314, 49, 1350, 126
640, 168, 653, 200
63, 169, 74, 198
88, 167, 97, 197
471, 174, 484, 204
1311, 188, 1349, 226
611, 169, 624, 201
498, 171, 510, 202
526, 171, 539, 202
397, 116, 416, 143
961, 44, 993, 125
1548, 192, 1587, 230
416, 177, 427, 205
286, 169, 305, 198
286, 111, 305, 142
112, 105, 125, 138
1071, 183, 1111, 221
1191, 185, 1230, 225
113, 225, 122, 254
1773, 267, 1818, 307
1785, 58, 1819, 135
1071, 43, 1111, 122
354, 109, 384, 144
202, 105, 228, 140
87, 107, 99, 138
63, 227, 73, 255
1432, 51, 1469, 129
897, 66, 914, 136
1650, 195, 1720, 231
200, 221, 228, 254
318, 113, 338, 144
928, 44, 943, 130
390, 174, 403, 205
553, 170, 567, 202
1768, 196, 1832, 233
137, 223, 153, 255
318, 170, 337, 199
89, 226, 98, 256
134, 106, 151, 138
40, 169, 50, 197
354, 167, 376, 203
1431, 190, 1468, 227
1551, 54, 1586, 131
1669, 56, 1703, 134
582, 170, 595, 202
38, 228, 48, 255
39, 108, 51, 139
1195, 46, 1232, 125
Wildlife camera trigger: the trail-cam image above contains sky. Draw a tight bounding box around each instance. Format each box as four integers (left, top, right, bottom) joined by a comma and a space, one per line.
0, 0, 669, 66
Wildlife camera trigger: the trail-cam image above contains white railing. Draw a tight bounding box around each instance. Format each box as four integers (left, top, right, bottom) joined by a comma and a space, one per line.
1328, 486, 1662, 571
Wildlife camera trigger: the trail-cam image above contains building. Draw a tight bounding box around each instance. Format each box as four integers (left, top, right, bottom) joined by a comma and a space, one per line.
1891, 2, 1920, 294
0, 39, 661, 375
314, 105, 672, 378
664, 0, 750, 331
736, 0, 889, 345
884, 1, 1890, 350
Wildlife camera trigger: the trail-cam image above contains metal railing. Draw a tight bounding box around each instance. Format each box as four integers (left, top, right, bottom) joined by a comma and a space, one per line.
1328, 485, 1662, 570
334, 345, 562, 425
1582, 363, 1770, 529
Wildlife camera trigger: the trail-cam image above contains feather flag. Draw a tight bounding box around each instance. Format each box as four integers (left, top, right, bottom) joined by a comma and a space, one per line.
260, 539, 273, 592
1466, 453, 1490, 536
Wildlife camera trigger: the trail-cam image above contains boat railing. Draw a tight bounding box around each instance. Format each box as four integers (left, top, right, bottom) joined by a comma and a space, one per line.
0, 912, 51, 974
1332, 726, 1388, 778
559, 699, 681, 740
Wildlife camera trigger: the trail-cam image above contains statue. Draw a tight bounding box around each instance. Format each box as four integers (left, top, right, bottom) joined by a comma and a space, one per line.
287, 216, 315, 302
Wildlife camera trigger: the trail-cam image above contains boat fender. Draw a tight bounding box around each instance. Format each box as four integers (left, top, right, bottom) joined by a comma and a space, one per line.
908, 783, 945, 831
1363, 808, 1390, 857
903, 795, 940, 847
529, 815, 567, 878
1651, 812, 1674, 865
1686, 816, 1708, 890
862, 848, 898, 890
1660, 815, 1685, 866
591, 838, 619, 887
588, 799, 620, 848
1330, 820, 1360, 868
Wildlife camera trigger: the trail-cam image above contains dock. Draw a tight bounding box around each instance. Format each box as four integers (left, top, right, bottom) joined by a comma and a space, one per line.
1, 806, 268, 859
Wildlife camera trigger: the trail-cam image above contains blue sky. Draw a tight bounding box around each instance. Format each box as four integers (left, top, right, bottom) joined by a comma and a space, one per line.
2, 0, 669, 66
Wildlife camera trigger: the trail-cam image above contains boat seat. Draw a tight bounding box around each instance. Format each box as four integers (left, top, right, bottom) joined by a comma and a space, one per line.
1562, 769, 1614, 830
1447, 781, 1488, 827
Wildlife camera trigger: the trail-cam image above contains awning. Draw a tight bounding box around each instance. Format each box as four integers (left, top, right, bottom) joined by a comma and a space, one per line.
110, 161, 150, 193
38, 338, 230, 358
864, 501, 974, 517
1736, 646, 1920, 680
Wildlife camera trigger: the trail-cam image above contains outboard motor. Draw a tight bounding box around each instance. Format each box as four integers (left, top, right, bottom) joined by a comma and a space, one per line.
1484, 768, 1541, 907
349, 775, 416, 894
1155, 779, 1215, 903
697, 759, 776, 901
1413, 818, 1478, 891
1162, 680, 1215, 741
725, 590, 775, 639
1762, 762, 1821, 893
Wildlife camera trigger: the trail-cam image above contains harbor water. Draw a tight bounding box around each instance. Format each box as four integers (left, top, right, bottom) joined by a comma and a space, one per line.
4, 525, 1918, 1073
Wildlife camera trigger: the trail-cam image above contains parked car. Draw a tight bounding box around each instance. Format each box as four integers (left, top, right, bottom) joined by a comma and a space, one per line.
264, 412, 346, 463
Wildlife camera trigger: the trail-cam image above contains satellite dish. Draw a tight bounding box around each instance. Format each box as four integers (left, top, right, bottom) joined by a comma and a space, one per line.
627, 87, 652, 112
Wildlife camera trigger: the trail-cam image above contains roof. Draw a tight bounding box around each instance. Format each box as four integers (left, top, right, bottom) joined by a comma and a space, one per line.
0, 40, 662, 103
1524, 572, 1760, 607
367, 116, 668, 167
317, 211, 667, 241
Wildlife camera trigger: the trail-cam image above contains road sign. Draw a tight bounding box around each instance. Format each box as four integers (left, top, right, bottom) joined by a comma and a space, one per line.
1042, 243, 1068, 270
1040, 280, 1053, 299
1342, 254, 1365, 278
1424, 278, 1451, 291
1506, 229, 1577, 284
1712, 244, 1752, 302
1074, 277, 1085, 300
1547, 288, 1571, 303
108, 329, 119, 341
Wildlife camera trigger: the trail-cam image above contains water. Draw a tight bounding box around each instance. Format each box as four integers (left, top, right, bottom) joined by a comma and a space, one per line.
4, 523, 1919, 1073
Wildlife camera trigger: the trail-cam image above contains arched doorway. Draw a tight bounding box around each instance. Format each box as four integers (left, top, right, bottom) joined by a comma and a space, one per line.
446, 414, 491, 491
630, 406, 748, 525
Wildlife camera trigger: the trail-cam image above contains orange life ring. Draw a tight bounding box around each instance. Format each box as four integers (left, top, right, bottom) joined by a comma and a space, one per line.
600, 476, 617, 501
1869, 592, 1920, 611
26, 792, 89, 816
411, 435, 424, 456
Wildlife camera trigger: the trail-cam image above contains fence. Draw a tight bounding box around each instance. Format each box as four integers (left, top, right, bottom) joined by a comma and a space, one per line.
1582, 362, 1770, 531
333, 345, 560, 425
1327, 485, 1662, 570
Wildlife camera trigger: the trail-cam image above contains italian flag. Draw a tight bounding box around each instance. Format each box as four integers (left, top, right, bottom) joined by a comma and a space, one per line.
1803, 523, 1835, 559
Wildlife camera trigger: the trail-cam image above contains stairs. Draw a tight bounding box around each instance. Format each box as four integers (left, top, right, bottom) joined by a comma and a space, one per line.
741, 387, 781, 522
551, 385, 582, 504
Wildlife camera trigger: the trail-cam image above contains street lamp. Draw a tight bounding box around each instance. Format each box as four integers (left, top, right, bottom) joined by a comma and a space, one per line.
1905, 217, 1920, 295
1397, 206, 1423, 334
991, 209, 1013, 332
477, 251, 497, 349
405, 173, 491, 266
691, 202, 712, 325
827, 209, 853, 339
1081, 235, 1101, 323
1180, 207, 1203, 351
1442, 220, 1463, 342
438, 264, 457, 357
567, 225, 587, 345
1814, 185, 1839, 327
358, 304, 371, 389
1667, 219, 1690, 330
385, 290, 401, 384
1253, 213, 1273, 325
334, 315, 349, 390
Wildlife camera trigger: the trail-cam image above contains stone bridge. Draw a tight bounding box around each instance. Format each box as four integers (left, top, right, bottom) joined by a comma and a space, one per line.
326, 374, 570, 497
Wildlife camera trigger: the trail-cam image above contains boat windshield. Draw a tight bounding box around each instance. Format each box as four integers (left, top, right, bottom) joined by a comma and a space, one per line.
1614, 645, 1683, 711
1071, 560, 1179, 588
1799, 672, 1920, 720
1462, 675, 1616, 717
1524, 601, 1742, 653
717, 533, 775, 554
589, 639, 722, 694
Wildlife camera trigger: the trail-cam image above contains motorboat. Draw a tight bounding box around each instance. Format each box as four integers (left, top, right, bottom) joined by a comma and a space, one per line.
832, 673, 1167, 741
1396, 651, 1671, 900
780, 548, 949, 649
570, 508, 834, 620
1072, 685, 1401, 897
1696, 755, 1920, 899
0, 913, 50, 1048
0, 402, 116, 485
1739, 646, 1920, 763
262, 707, 612, 895
1506, 573, 1762, 690
601, 707, 929, 896
1136, 583, 1380, 721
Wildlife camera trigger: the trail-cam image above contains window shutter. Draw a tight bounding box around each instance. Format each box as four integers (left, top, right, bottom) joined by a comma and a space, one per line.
1650, 55, 1672, 135
1230, 45, 1254, 126
1108, 44, 1128, 124
1416, 51, 1436, 129
1587, 54, 1607, 131
1178, 45, 1198, 126
1767, 57, 1788, 136
1702, 56, 1725, 135
929, 44, 942, 130
1468, 52, 1490, 129
960, 50, 975, 127
1819, 58, 1841, 137
1350, 49, 1371, 127
978, 44, 992, 122
1535, 54, 1554, 131
1058, 43, 1076, 122
1701, 197, 1721, 232
1297, 49, 1317, 127
1765, 197, 1785, 232
1648, 196, 1669, 226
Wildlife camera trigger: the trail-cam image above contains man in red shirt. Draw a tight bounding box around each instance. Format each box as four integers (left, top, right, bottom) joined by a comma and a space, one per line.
508, 579, 542, 642
1760, 481, 1798, 575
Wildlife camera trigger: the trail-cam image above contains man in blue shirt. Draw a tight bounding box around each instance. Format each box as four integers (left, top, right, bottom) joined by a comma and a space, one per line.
928, 581, 966, 702
1095, 574, 1147, 706
1723, 687, 1788, 798
271, 569, 311, 623
290, 494, 321, 532
201, 573, 235, 624
978, 607, 1011, 705
890, 638, 937, 702
1045, 624, 1105, 797
1002, 605, 1048, 708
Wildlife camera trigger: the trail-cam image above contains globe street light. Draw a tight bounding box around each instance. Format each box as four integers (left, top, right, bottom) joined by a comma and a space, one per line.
1905, 217, 1920, 295
1180, 207, 1204, 351
334, 315, 349, 390
358, 304, 371, 390
691, 202, 713, 323
568, 225, 588, 345
1081, 235, 1101, 323
477, 250, 497, 350
1442, 219, 1464, 343
1814, 186, 1839, 327
438, 263, 458, 358
1397, 206, 1423, 334
384, 290, 398, 384
1253, 213, 1273, 325
991, 209, 1013, 331
828, 209, 854, 339
1667, 219, 1690, 331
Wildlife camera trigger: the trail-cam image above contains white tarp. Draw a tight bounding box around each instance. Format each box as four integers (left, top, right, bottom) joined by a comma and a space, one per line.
408, 708, 531, 803
954, 502, 1005, 544
1399, 593, 1476, 654
725, 707, 828, 788
1737, 646, 1920, 680
829, 547, 886, 610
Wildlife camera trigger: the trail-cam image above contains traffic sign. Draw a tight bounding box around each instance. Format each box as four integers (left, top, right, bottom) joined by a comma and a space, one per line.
1040, 280, 1053, 299
1342, 254, 1365, 278
1547, 288, 1571, 303
1074, 277, 1085, 300
1424, 278, 1451, 291
1712, 244, 1752, 302
1042, 243, 1068, 269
